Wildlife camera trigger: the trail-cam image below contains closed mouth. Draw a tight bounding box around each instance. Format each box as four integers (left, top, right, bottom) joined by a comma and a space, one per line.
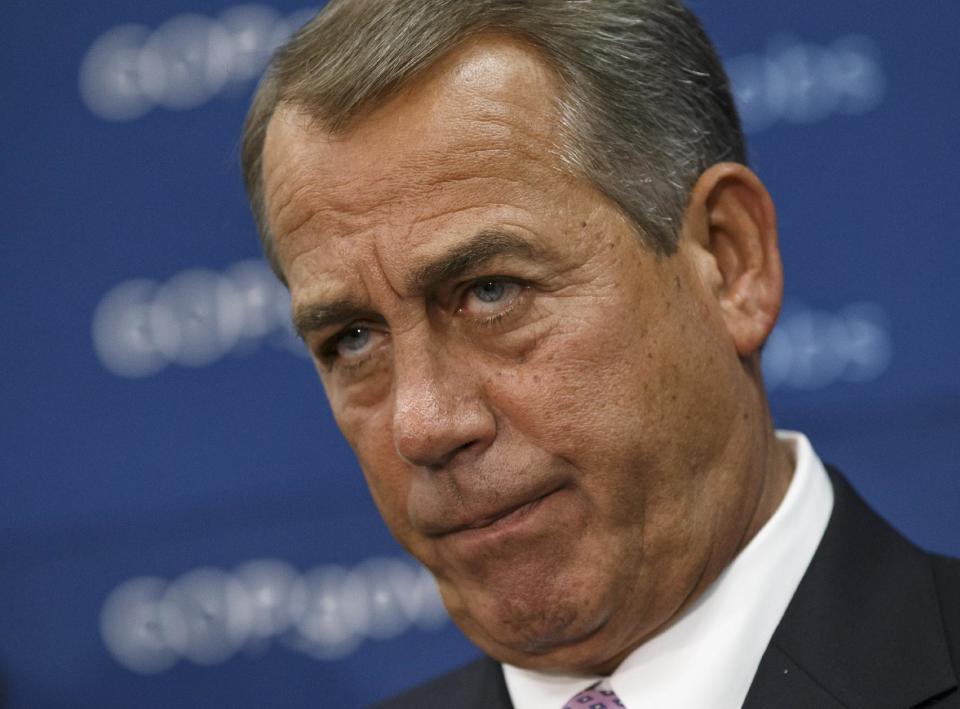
441, 487, 559, 537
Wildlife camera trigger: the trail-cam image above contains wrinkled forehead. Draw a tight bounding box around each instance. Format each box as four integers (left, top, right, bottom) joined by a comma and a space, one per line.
260, 36, 570, 270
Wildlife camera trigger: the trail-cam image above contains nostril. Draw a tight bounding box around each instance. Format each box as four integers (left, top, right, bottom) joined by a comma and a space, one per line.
425, 439, 478, 471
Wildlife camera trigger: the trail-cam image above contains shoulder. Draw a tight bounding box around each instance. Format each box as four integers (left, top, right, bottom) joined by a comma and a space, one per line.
746, 466, 960, 707
369, 655, 512, 709
745, 468, 960, 707
931, 552, 960, 674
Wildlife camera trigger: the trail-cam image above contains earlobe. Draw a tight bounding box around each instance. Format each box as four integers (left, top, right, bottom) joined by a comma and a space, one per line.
683, 163, 783, 357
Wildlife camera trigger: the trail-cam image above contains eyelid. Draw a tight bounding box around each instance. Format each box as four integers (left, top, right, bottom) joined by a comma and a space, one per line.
455, 277, 529, 323
456, 275, 524, 300
317, 321, 382, 363
315, 277, 530, 365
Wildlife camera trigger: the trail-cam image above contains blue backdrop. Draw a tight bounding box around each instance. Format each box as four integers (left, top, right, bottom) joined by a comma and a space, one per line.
2, 1, 958, 707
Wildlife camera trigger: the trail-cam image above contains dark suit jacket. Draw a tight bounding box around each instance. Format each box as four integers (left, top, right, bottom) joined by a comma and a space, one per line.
373, 470, 960, 708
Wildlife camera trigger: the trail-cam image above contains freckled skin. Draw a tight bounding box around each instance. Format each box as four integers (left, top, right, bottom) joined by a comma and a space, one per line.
262, 36, 792, 674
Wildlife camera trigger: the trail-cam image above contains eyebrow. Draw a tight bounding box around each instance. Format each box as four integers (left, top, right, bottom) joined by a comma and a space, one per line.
292, 229, 539, 339
293, 299, 380, 341
410, 229, 537, 292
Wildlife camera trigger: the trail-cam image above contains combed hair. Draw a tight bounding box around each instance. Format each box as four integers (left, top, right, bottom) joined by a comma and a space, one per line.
241, 0, 747, 283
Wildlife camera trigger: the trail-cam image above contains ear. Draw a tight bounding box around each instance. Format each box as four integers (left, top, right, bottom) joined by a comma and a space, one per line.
681, 162, 783, 358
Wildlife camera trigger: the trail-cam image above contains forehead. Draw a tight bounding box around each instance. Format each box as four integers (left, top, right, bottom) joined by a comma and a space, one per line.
260, 36, 573, 295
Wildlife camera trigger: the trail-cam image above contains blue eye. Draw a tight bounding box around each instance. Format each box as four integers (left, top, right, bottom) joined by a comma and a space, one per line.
472, 280, 507, 303
337, 327, 371, 357
460, 278, 524, 317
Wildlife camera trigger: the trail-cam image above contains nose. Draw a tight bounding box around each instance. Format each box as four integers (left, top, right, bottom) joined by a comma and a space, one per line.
391, 340, 495, 469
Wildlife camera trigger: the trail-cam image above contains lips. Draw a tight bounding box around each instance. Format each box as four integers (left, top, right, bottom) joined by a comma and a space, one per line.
424, 486, 562, 538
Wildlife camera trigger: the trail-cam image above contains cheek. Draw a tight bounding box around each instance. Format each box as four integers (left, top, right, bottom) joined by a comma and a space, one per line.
333, 399, 415, 535
358, 457, 421, 550
485, 284, 732, 498
486, 304, 660, 456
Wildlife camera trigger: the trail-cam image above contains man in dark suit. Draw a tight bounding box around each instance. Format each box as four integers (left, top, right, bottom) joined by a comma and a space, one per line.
378, 469, 960, 708
240, 1, 960, 706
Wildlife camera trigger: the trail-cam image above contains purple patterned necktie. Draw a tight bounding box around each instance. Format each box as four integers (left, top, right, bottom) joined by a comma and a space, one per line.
563, 684, 625, 709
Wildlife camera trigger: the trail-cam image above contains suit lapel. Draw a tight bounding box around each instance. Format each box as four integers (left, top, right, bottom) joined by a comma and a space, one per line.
462, 656, 514, 709
371, 655, 512, 708
744, 468, 958, 708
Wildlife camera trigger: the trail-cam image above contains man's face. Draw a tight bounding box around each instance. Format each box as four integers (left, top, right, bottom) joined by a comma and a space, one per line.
262, 36, 771, 673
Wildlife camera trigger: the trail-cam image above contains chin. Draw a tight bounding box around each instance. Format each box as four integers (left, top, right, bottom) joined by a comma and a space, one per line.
451, 578, 624, 671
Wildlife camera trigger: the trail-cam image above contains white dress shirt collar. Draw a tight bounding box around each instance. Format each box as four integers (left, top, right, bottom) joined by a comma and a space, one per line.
503, 431, 834, 709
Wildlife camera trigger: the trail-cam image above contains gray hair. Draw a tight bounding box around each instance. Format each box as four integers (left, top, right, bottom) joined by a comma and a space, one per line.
241, 0, 747, 283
